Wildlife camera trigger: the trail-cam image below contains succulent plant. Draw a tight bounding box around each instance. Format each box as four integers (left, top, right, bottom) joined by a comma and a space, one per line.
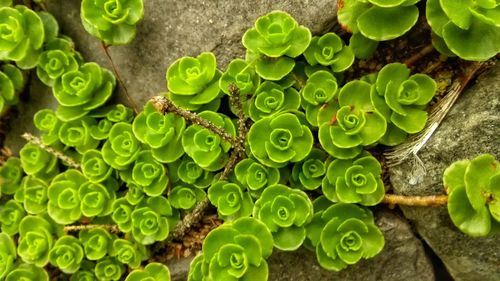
79, 228, 114, 261
110, 238, 147, 269
58, 116, 100, 154
0, 5, 45, 69
49, 235, 85, 274
95, 257, 124, 281
5, 263, 49, 281
303, 32, 354, 72
426, 0, 500, 61
168, 155, 214, 189
92, 103, 134, 123
348, 32, 379, 59
36, 37, 81, 86
319, 80, 386, 159
182, 111, 236, 171
82, 149, 114, 183
70, 269, 96, 281
290, 148, 328, 190
0, 157, 24, 195
125, 182, 145, 205
133, 101, 186, 163
17, 215, 55, 267
208, 181, 254, 220
0, 199, 26, 235
0, 232, 16, 279
253, 184, 313, 250
0, 64, 24, 114
300, 70, 338, 127
102, 122, 142, 170
169, 185, 206, 210
166, 52, 222, 111
234, 158, 280, 193
111, 198, 134, 232
14, 176, 49, 215
131, 196, 178, 245
90, 119, 113, 140
53, 62, 116, 121
81, 0, 144, 45
19, 143, 59, 181
219, 58, 260, 96
47, 169, 86, 224
306, 200, 384, 271
121, 150, 169, 197
243, 11, 311, 80
34, 109, 62, 145
248, 81, 301, 121
444, 154, 500, 237
125, 263, 170, 281
79, 179, 118, 217
248, 113, 313, 168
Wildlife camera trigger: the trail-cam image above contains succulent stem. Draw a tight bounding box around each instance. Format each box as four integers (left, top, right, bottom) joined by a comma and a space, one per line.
383, 194, 448, 207
64, 224, 120, 233
21, 133, 81, 169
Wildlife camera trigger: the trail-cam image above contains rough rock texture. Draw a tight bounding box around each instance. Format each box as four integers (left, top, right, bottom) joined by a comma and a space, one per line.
167, 209, 434, 281
389, 65, 500, 281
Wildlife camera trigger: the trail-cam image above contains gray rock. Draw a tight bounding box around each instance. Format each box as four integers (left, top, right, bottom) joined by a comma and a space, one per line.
389, 65, 500, 281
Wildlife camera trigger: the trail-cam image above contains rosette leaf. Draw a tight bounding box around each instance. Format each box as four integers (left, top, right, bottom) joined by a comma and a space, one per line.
253, 184, 313, 250
79, 179, 118, 217
125, 263, 170, 281
0, 233, 16, 279
0, 64, 24, 114
17, 215, 54, 267
303, 32, 354, 72
444, 154, 500, 237
169, 155, 214, 188
5, 263, 48, 281
290, 148, 328, 191
121, 150, 169, 197
0, 157, 24, 195
19, 143, 58, 180
133, 101, 186, 163
208, 181, 253, 220
166, 52, 222, 111
81, 0, 144, 45
110, 238, 147, 269
102, 122, 142, 170
53, 62, 116, 121
182, 111, 236, 171
348, 32, 379, 59
111, 198, 134, 232
248, 112, 313, 168
70, 269, 96, 281
58, 116, 100, 153
82, 149, 113, 183
219, 58, 260, 96
79, 228, 114, 260
300, 70, 338, 126
14, 176, 49, 214
170, 185, 206, 210
47, 169, 86, 224
49, 235, 84, 274
319, 80, 386, 159
0, 6, 45, 69
234, 158, 280, 194
131, 196, 178, 245
0, 199, 26, 235
322, 152, 385, 206
36, 37, 81, 86
34, 109, 61, 145
248, 81, 300, 121
95, 257, 124, 281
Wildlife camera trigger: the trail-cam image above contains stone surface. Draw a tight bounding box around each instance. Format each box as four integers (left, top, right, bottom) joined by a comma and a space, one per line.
389, 65, 500, 281
167, 209, 434, 281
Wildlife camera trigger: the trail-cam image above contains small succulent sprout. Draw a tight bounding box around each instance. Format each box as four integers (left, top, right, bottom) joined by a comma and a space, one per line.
81, 0, 144, 45
82, 149, 113, 183
125, 182, 145, 205
49, 235, 84, 274
79, 228, 114, 260
182, 111, 236, 171
248, 112, 314, 168
170, 185, 206, 210
120, 150, 169, 197
53, 62, 116, 121
133, 101, 186, 163
34, 109, 62, 145
79, 179, 118, 217
14, 176, 49, 215
0, 157, 24, 195
300, 70, 338, 127
47, 169, 86, 224
426, 0, 500, 61
36, 37, 81, 86
5, 263, 49, 281
17, 215, 54, 267
208, 181, 254, 220
322, 152, 385, 206
95, 257, 124, 281
234, 158, 280, 193
290, 148, 328, 191
70, 269, 96, 281
242, 11, 312, 80
306, 202, 384, 271
131, 196, 178, 245
349, 32, 379, 59
102, 122, 142, 170
166, 52, 222, 111
0, 6, 45, 69
90, 118, 113, 140
303, 32, 355, 72
319, 80, 386, 159
0, 64, 24, 114
248, 81, 301, 121
125, 263, 171, 281
58, 116, 100, 154
338, 0, 420, 41
111, 198, 134, 232
444, 154, 500, 237
19, 142, 59, 180
110, 238, 147, 269
0, 233, 16, 279
253, 184, 313, 250
0, 199, 26, 235
219, 58, 260, 97
170, 155, 215, 188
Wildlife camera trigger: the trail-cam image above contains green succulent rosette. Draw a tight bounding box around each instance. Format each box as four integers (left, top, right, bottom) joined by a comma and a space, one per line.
248, 112, 313, 168
58, 116, 100, 154
0, 157, 24, 195
208, 181, 254, 220
79, 179, 118, 217
290, 148, 328, 191
110, 238, 147, 269
47, 169, 86, 224
125, 263, 170, 281
81, 0, 144, 45
242, 11, 311, 80
79, 228, 114, 260
444, 154, 500, 237
0, 6, 45, 69
338, 0, 420, 41
306, 201, 384, 271
319, 80, 386, 159
131, 196, 178, 245
182, 111, 236, 171
303, 32, 354, 72
0, 232, 16, 279
248, 81, 300, 121
0, 199, 26, 235
125, 182, 145, 205
49, 235, 84, 274
95, 257, 124, 281
111, 198, 134, 232
70, 269, 96, 281
168, 155, 214, 189
188, 217, 273, 281
253, 184, 313, 250
219, 58, 260, 96
133, 101, 186, 163
89, 104, 134, 140
0, 64, 24, 114
322, 152, 385, 206
166, 52, 222, 111
102, 122, 142, 170
53, 62, 116, 121
14, 176, 49, 215
90, 119, 113, 140
234, 158, 280, 194
82, 149, 114, 183
426, 0, 500, 60
36, 37, 81, 86
19, 142, 58, 181
120, 150, 169, 197
300, 70, 338, 127
170, 185, 206, 210
17, 215, 54, 267
5, 263, 49, 281
34, 109, 62, 145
